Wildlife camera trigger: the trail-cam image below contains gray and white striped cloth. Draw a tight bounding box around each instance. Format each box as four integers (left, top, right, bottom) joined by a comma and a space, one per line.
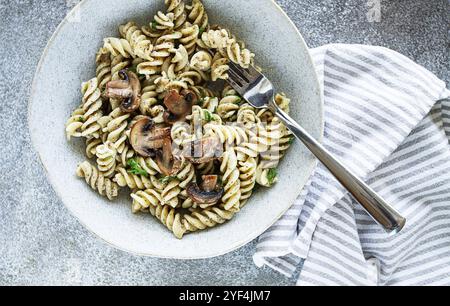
254, 44, 450, 286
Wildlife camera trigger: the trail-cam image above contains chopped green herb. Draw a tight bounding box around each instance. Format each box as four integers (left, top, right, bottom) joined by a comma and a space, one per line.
203, 110, 214, 122
267, 168, 278, 185
199, 27, 206, 36
128, 64, 138, 74
198, 97, 207, 107
151, 21, 158, 31
288, 136, 295, 145
77, 117, 85, 122
127, 158, 149, 177
217, 176, 223, 187
160, 176, 177, 184
234, 97, 242, 104
128, 65, 146, 80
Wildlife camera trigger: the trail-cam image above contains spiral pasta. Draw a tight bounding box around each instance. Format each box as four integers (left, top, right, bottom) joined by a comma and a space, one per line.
153, 11, 175, 31
96, 47, 112, 91
114, 167, 153, 190
211, 53, 229, 81
189, 105, 222, 125
200, 97, 218, 113
240, 122, 282, 159
137, 32, 181, 76
203, 123, 248, 146
179, 69, 205, 85
170, 44, 190, 73
187, 0, 209, 30
66, 0, 293, 239
150, 204, 186, 239
119, 21, 153, 61
65, 108, 84, 140
256, 165, 278, 187
131, 189, 162, 213
165, 0, 187, 30
76, 161, 119, 200
117, 145, 135, 168
135, 156, 162, 176
155, 71, 189, 93
217, 94, 241, 121
159, 159, 196, 208
199, 28, 229, 50
180, 23, 200, 55
182, 207, 235, 233
219, 149, 241, 212
86, 137, 103, 159
235, 105, 285, 160
103, 37, 134, 58
161, 179, 182, 208
176, 159, 196, 188
140, 78, 159, 114
190, 85, 214, 99
190, 50, 212, 71
259, 120, 293, 169
96, 142, 117, 178
80, 78, 103, 139
99, 108, 131, 154
238, 156, 257, 207
201, 29, 254, 68
170, 121, 192, 146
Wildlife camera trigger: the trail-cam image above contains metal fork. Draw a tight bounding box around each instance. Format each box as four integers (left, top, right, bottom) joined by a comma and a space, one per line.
227, 61, 406, 234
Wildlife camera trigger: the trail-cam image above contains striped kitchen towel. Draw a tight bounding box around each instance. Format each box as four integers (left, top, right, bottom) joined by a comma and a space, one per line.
254, 44, 450, 286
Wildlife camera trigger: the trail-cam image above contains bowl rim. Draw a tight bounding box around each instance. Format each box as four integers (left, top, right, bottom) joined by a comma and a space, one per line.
28, 0, 324, 259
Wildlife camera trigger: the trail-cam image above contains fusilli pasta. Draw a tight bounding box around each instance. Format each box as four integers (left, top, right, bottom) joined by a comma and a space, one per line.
96, 47, 112, 91
76, 161, 119, 200
165, 0, 187, 30
187, 0, 208, 31
219, 149, 241, 212
119, 21, 153, 61
114, 167, 153, 190
80, 78, 103, 139
96, 142, 117, 178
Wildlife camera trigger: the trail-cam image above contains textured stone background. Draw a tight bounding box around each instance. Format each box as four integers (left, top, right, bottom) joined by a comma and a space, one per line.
0, 0, 448, 285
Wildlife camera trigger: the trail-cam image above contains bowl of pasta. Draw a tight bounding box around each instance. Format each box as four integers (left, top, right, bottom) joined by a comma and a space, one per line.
29, 0, 323, 258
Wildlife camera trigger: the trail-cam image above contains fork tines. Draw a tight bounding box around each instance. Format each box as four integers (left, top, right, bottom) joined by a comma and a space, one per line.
227, 61, 261, 95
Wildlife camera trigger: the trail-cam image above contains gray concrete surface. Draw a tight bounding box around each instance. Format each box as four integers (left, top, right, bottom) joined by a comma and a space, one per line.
0, 0, 448, 286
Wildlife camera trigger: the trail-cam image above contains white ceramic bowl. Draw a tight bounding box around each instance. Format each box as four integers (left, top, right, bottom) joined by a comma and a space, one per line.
29, 0, 323, 259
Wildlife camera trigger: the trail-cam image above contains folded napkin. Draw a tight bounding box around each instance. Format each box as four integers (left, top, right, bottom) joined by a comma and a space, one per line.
254, 44, 450, 286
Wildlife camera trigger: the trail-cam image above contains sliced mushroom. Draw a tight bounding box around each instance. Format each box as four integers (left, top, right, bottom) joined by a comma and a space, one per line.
130, 117, 171, 157
163, 111, 183, 125
156, 138, 183, 176
187, 175, 224, 205
120, 70, 141, 113
201, 175, 219, 192
163, 89, 195, 124
104, 70, 141, 113
181, 136, 223, 164
104, 80, 133, 99
164, 90, 189, 115
181, 89, 198, 105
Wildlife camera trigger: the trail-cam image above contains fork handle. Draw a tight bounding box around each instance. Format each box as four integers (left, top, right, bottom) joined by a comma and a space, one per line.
272, 104, 406, 234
